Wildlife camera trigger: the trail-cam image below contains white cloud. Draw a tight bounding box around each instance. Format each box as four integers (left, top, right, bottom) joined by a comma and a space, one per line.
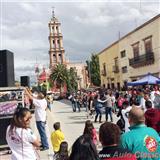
19, 3, 36, 13
1, 1, 159, 83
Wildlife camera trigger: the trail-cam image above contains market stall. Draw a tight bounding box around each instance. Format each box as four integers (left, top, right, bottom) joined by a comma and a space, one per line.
0, 87, 25, 149
127, 73, 160, 86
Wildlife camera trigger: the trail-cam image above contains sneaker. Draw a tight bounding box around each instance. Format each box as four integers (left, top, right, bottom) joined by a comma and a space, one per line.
40, 147, 49, 151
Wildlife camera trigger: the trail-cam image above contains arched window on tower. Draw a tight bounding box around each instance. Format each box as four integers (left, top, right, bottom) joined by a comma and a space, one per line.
57, 40, 60, 48
52, 27, 54, 34
53, 40, 55, 48
53, 54, 56, 63
59, 54, 62, 63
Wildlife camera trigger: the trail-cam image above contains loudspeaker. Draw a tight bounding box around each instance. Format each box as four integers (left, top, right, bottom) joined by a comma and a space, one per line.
20, 76, 30, 87
0, 50, 15, 87
0, 118, 12, 146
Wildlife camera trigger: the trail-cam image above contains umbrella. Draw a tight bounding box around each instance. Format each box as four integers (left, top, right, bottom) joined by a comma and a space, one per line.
127, 73, 160, 86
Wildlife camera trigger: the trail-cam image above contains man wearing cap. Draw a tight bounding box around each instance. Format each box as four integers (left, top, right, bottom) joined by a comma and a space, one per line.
120, 107, 160, 160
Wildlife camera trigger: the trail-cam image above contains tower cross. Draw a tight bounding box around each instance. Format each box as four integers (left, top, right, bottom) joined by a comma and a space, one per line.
52, 6, 55, 18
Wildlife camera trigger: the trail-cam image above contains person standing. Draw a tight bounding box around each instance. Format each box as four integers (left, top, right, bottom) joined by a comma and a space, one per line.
53, 141, 69, 160
69, 134, 100, 160
25, 88, 49, 150
99, 122, 136, 160
121, 107, 160, 160
83, 120, 98, 146
104, 90, 113, 122
51, 122, 65, 153
121, 101, 132, 132
145, 100, 160, 134
6, 107, 41, 160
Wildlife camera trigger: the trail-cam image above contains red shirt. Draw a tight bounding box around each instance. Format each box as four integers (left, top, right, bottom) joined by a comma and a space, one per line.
145, 108, 160, 133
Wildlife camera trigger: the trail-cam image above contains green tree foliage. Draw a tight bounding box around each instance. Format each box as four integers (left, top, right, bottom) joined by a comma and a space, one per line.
49, 64, 78, 93
50, 64, 68, 94
67, 67, 78, 92
86, 54, 101, 86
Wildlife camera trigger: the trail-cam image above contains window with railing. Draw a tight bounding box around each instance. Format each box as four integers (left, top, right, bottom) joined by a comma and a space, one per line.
113, 57, 119, 73
101, 63, 107, 76
144, 36, 152, 53
132, 42, 139, 58
122, 66, 128, 73
114, 57, 118, 66
120, 50, 126, 58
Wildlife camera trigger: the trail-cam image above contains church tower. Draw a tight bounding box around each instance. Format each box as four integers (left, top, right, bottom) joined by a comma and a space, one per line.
48, 8, 65, 68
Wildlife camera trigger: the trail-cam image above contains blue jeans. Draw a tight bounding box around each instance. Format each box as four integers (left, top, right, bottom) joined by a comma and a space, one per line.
71, 101, 76, 112
105, 107, 113, 122
36, 121, 49, 149
73, 101, 80, 112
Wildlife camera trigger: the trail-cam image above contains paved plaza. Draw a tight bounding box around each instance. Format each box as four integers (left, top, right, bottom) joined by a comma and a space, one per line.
0, 99, 119, 160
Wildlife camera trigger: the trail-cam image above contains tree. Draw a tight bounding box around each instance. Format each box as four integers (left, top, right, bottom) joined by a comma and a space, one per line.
86, 54, 101, 86
50, 64, 68, 95
67, 67, 78, 92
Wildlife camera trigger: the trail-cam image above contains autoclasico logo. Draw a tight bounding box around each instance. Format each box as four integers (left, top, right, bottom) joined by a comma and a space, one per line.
145, 136, 158, 152
135, 152, 160, 159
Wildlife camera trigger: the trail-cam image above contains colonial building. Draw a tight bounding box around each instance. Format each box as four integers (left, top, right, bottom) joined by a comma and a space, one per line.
98, 42, 121, 90
48, 9, 65, 67
98, 14, 160, 89
67, 62, 89, 89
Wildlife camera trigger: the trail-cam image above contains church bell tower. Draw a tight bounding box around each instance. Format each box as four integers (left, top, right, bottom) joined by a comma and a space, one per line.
48, 8, 65, 68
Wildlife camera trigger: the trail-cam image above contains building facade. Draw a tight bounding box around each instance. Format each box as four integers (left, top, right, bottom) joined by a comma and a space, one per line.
98, 14, 160, 89
98, 42, 121, 90
48, 10, 65, 68
120, 14, 160, 82
67, 62, 88, 89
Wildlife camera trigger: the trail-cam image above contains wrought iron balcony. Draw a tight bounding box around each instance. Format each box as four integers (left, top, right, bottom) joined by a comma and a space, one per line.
112, 65, 119, 73
129, 52, 154, 68
101, 70, 107, 76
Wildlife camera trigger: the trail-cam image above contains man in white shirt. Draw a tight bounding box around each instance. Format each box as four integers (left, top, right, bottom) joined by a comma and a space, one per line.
121, 101, 132, 132
25, 89, 49, 150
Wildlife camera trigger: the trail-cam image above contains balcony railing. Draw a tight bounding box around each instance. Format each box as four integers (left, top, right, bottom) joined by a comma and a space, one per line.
112, 65, 119, 73
129, 52, 154, 68
101, 70, 107, 76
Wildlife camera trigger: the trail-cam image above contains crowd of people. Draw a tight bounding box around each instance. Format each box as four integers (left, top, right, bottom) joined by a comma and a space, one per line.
5, 85, 160, 160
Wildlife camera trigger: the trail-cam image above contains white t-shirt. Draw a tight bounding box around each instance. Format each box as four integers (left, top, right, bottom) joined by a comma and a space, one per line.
121, 106, 132, 132
6, 125, 37, 160
33, 98, 47, 122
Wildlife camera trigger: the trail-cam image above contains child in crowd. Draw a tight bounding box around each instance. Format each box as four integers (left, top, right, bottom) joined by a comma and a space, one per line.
53, 141, 69, 160
83, 120, 98, 146
51, 122, 65, 153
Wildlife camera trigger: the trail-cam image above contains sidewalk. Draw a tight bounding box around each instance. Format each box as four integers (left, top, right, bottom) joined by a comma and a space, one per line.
0, 100, 119, 160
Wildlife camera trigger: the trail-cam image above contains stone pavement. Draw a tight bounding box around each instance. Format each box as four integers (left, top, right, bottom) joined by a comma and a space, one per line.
0, 100, 119, 160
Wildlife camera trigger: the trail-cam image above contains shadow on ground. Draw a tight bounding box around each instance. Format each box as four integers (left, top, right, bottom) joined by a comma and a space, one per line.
68, 116, 88, 120
66, 120, 87, 124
